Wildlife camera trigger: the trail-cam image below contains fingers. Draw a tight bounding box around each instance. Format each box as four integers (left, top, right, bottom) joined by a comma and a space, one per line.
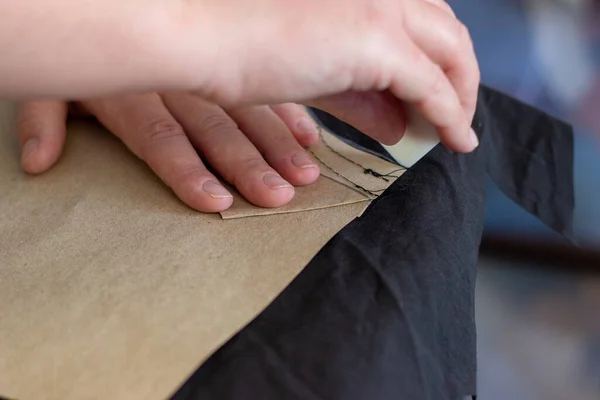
402, 0, 480, 151
161, 93, 298, 208
227, 105, 320, 186
305, 91, 407, 145
384, 28, 475, 152
269, 103, 320, 147
84, 93, 234, 213
313, 0, 476, 152
406, 0, 478, 114
16, 100, 68, 174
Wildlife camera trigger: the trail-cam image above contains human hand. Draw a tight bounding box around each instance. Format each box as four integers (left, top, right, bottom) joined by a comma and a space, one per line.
187, 0, 480, 153
16, 95, 322, 212
4, 0, 479, 154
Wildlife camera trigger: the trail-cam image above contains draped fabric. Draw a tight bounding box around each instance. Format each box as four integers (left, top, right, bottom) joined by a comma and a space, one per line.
172, 85, 575, 400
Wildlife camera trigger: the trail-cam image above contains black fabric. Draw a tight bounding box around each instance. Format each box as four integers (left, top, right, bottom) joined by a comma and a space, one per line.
476, 88, 574, 239
171, 85, 574, 400
307, 109, 399, 165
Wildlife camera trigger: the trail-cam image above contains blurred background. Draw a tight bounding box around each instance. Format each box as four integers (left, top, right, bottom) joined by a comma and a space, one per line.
449, 0, 600, 398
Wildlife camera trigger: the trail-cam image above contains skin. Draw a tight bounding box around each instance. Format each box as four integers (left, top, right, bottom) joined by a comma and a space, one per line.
17, 96, 322, 212
2, 0, 481, 211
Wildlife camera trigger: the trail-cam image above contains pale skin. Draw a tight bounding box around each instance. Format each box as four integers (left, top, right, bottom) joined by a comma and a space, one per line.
2, 0, 481, 212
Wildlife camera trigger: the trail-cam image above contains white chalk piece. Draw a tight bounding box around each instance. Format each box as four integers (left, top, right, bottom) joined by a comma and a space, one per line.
382, 106, 440, 168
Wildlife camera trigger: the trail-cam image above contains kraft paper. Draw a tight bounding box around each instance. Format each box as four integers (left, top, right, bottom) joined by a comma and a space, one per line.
220, 126, 404, 219
0, 101, 393, 400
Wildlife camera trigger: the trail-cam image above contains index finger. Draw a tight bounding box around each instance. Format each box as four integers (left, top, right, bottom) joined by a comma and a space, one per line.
405, 0, 480, 126
85, 94, 234, 213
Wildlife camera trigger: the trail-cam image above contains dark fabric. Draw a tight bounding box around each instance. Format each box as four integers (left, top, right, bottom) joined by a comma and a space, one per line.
171, 85, 574, 400
476, 87, 574, 239
307, 109, 399, 165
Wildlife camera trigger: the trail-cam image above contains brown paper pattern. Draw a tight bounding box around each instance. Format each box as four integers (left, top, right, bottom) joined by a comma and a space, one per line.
0, 102, 395, 400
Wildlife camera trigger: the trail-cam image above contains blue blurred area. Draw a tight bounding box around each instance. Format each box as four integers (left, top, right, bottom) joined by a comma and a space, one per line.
451, 0, 539, 101
449, 0, 600, 245
451, 2, 600, 399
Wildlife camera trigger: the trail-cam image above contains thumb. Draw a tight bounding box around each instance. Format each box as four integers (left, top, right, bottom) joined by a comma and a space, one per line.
304, 91, 407, 146
16, 100, 69, 174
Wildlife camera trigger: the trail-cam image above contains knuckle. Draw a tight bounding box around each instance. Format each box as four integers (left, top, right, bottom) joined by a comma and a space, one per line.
407, 41, 429, 69
145, 119, 184, 142
200, 74, 242, 106
139, 119, 184, 160
197, 113, 237, 135
414, 67, 453, 117
447, 20, 468, 54
426, 68, 447, 100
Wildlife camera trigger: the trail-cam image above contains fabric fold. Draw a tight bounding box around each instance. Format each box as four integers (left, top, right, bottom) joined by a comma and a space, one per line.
172, 85, 574, 400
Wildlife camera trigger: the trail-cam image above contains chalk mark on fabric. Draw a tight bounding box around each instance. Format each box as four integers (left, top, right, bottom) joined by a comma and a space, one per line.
309, 127, 409, 198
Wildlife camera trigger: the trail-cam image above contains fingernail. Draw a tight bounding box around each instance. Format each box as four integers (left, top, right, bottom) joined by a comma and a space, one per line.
21, 137, 39, 161
202, 181, 233, 199
292, 153, 318, 169
296, 117, 318, 136
263, 173, 293, 189
469, 128, 479, 148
